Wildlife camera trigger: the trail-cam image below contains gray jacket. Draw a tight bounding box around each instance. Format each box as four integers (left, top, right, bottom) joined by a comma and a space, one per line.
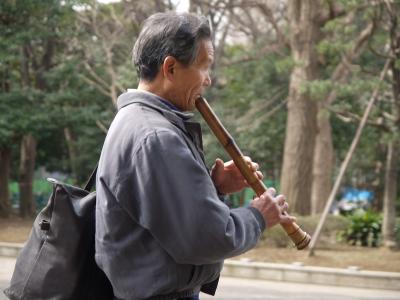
95, 90, 265, 300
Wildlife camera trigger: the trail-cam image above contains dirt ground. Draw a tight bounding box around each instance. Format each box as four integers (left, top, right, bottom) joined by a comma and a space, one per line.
1, 216, 399, 273
235, 245, 400, 273
0, 216, 34, 243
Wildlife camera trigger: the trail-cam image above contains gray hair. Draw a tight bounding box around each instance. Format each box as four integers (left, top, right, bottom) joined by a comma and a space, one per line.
132, 12, 212, 81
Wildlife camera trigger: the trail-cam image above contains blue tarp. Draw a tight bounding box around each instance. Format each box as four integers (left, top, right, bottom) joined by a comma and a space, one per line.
341, 187, 374, 202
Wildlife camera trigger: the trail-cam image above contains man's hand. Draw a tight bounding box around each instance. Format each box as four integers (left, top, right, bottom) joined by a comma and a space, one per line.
210, 157, 263, 195
250, 188, 296, 229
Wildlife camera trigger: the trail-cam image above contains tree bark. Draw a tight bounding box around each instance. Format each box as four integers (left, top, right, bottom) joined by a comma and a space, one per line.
64, 127, 78, 180
311, 110, 334, 214
382, 139, 398, 247
19, 134, 37, 218
382, 2, 400, 247
280, 0, 321, 215
0, 147, 12, 217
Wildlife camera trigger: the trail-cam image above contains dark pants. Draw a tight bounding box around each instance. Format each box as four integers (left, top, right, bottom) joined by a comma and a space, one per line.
177, 294, 200, 300
114, 292, 200, 299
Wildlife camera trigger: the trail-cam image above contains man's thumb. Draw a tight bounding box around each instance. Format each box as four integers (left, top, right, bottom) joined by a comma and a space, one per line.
215, 158, 224, 169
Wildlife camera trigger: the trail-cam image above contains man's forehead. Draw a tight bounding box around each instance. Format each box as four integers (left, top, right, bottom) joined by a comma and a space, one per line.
199, 39, 214, 63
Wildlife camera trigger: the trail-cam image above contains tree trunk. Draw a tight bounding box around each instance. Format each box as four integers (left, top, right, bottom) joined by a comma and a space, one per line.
280, 0, 321, 215
382, 0, 399, 248
311, 110, 334, 215
382, 139, 398, 247
0, 147, 12, 217
64, 127, 78, 180
19, 134, 37, 218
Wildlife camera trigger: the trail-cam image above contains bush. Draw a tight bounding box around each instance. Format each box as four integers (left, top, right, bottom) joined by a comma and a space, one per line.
9, 178, 71, 211
339, 209, 382, 247
260, 214, 349, 248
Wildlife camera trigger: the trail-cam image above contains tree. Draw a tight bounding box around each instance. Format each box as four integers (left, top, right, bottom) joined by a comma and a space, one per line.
280, 0, 322, 215
0, 26, 17, 217
0, 0, 78, 217
0, 147, 11, 217
76, 0, 167, 107
311, 5, 375, 214
382, 0, 400, 248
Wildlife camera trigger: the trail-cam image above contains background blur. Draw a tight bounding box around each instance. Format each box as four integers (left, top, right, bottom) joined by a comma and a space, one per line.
0, 0, 399, 252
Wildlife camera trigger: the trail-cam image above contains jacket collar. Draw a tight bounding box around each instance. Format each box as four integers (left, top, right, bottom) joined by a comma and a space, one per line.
117, 89, 195, 131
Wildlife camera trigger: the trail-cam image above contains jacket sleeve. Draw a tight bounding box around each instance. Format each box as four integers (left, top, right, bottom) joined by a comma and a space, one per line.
113, 129, 265, 265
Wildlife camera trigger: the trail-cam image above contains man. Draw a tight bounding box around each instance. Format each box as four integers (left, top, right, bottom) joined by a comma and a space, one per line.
95, 12, 295, 300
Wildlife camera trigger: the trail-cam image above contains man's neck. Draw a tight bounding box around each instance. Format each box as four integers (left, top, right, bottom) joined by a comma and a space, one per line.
136, 81, 180, 111
137, 80, 163, 97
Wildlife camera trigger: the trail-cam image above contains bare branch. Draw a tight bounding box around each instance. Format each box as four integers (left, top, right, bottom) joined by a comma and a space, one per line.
237, 99, 287, 132
80, 74, 111, 98
368, 44, 396, 59
220, 43, 285, 67
330, 107, 390, 132
237, 87, 287, 132
96, 120, 109, 134
324, 22, 375, 106
83, 62, 110, 91
256, 2, 289, 47
318, 0, 347, 25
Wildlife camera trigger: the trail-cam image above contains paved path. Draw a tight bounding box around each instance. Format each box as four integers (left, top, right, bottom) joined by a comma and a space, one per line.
1, 256, 400, 300
201, 277, 400, 300
0, 257, 15, 300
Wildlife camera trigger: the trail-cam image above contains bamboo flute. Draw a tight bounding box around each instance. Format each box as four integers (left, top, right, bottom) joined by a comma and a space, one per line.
196, 96, 311, 250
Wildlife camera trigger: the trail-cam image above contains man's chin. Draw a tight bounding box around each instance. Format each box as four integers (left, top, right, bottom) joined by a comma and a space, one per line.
186, 97, 199, 111
186, 104, 196, 112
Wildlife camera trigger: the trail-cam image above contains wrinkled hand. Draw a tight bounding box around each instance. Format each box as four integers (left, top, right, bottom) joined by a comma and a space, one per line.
210, 157, 263, 195
250, 187, 296, 229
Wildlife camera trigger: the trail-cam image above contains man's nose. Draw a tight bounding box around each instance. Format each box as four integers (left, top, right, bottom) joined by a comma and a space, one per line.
203, 73, 212, 87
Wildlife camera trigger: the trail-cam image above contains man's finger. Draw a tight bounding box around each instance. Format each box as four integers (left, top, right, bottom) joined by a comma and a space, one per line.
243, 156, 251, 163
243, 157, 259, 172
276, 194, 286, 206
250, 162, 259, 171
255, 171, 263, 180
267, 187, 276, 197
215, 158, 224, 166
280, 202, 289, 213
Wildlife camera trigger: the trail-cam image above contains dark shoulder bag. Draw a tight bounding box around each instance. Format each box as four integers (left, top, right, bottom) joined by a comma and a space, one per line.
4, 167, 113, 300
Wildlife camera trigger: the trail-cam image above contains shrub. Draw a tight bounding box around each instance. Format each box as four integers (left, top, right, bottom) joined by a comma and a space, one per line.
339, 209, 382, 247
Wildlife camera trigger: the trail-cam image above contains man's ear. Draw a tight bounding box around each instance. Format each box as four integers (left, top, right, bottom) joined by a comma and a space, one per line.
162, 56, 177, 81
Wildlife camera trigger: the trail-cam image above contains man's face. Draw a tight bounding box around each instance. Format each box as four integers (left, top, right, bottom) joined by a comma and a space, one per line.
169, 39, 214, 111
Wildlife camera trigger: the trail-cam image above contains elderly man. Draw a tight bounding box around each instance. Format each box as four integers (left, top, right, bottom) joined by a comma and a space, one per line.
95, 12, 294, 300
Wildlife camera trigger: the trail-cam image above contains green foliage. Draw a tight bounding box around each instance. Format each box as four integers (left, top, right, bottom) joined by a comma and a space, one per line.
274, 56, 295, 76
339, 209, 382, 247
0, 90, 63, 141
202, 47, 290, 179
10, 179, 56, 210
395, 59, 400, 70
300, 79, 333, 100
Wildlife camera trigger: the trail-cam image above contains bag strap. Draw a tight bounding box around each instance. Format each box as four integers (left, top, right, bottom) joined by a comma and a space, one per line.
84, 164, 98, 192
